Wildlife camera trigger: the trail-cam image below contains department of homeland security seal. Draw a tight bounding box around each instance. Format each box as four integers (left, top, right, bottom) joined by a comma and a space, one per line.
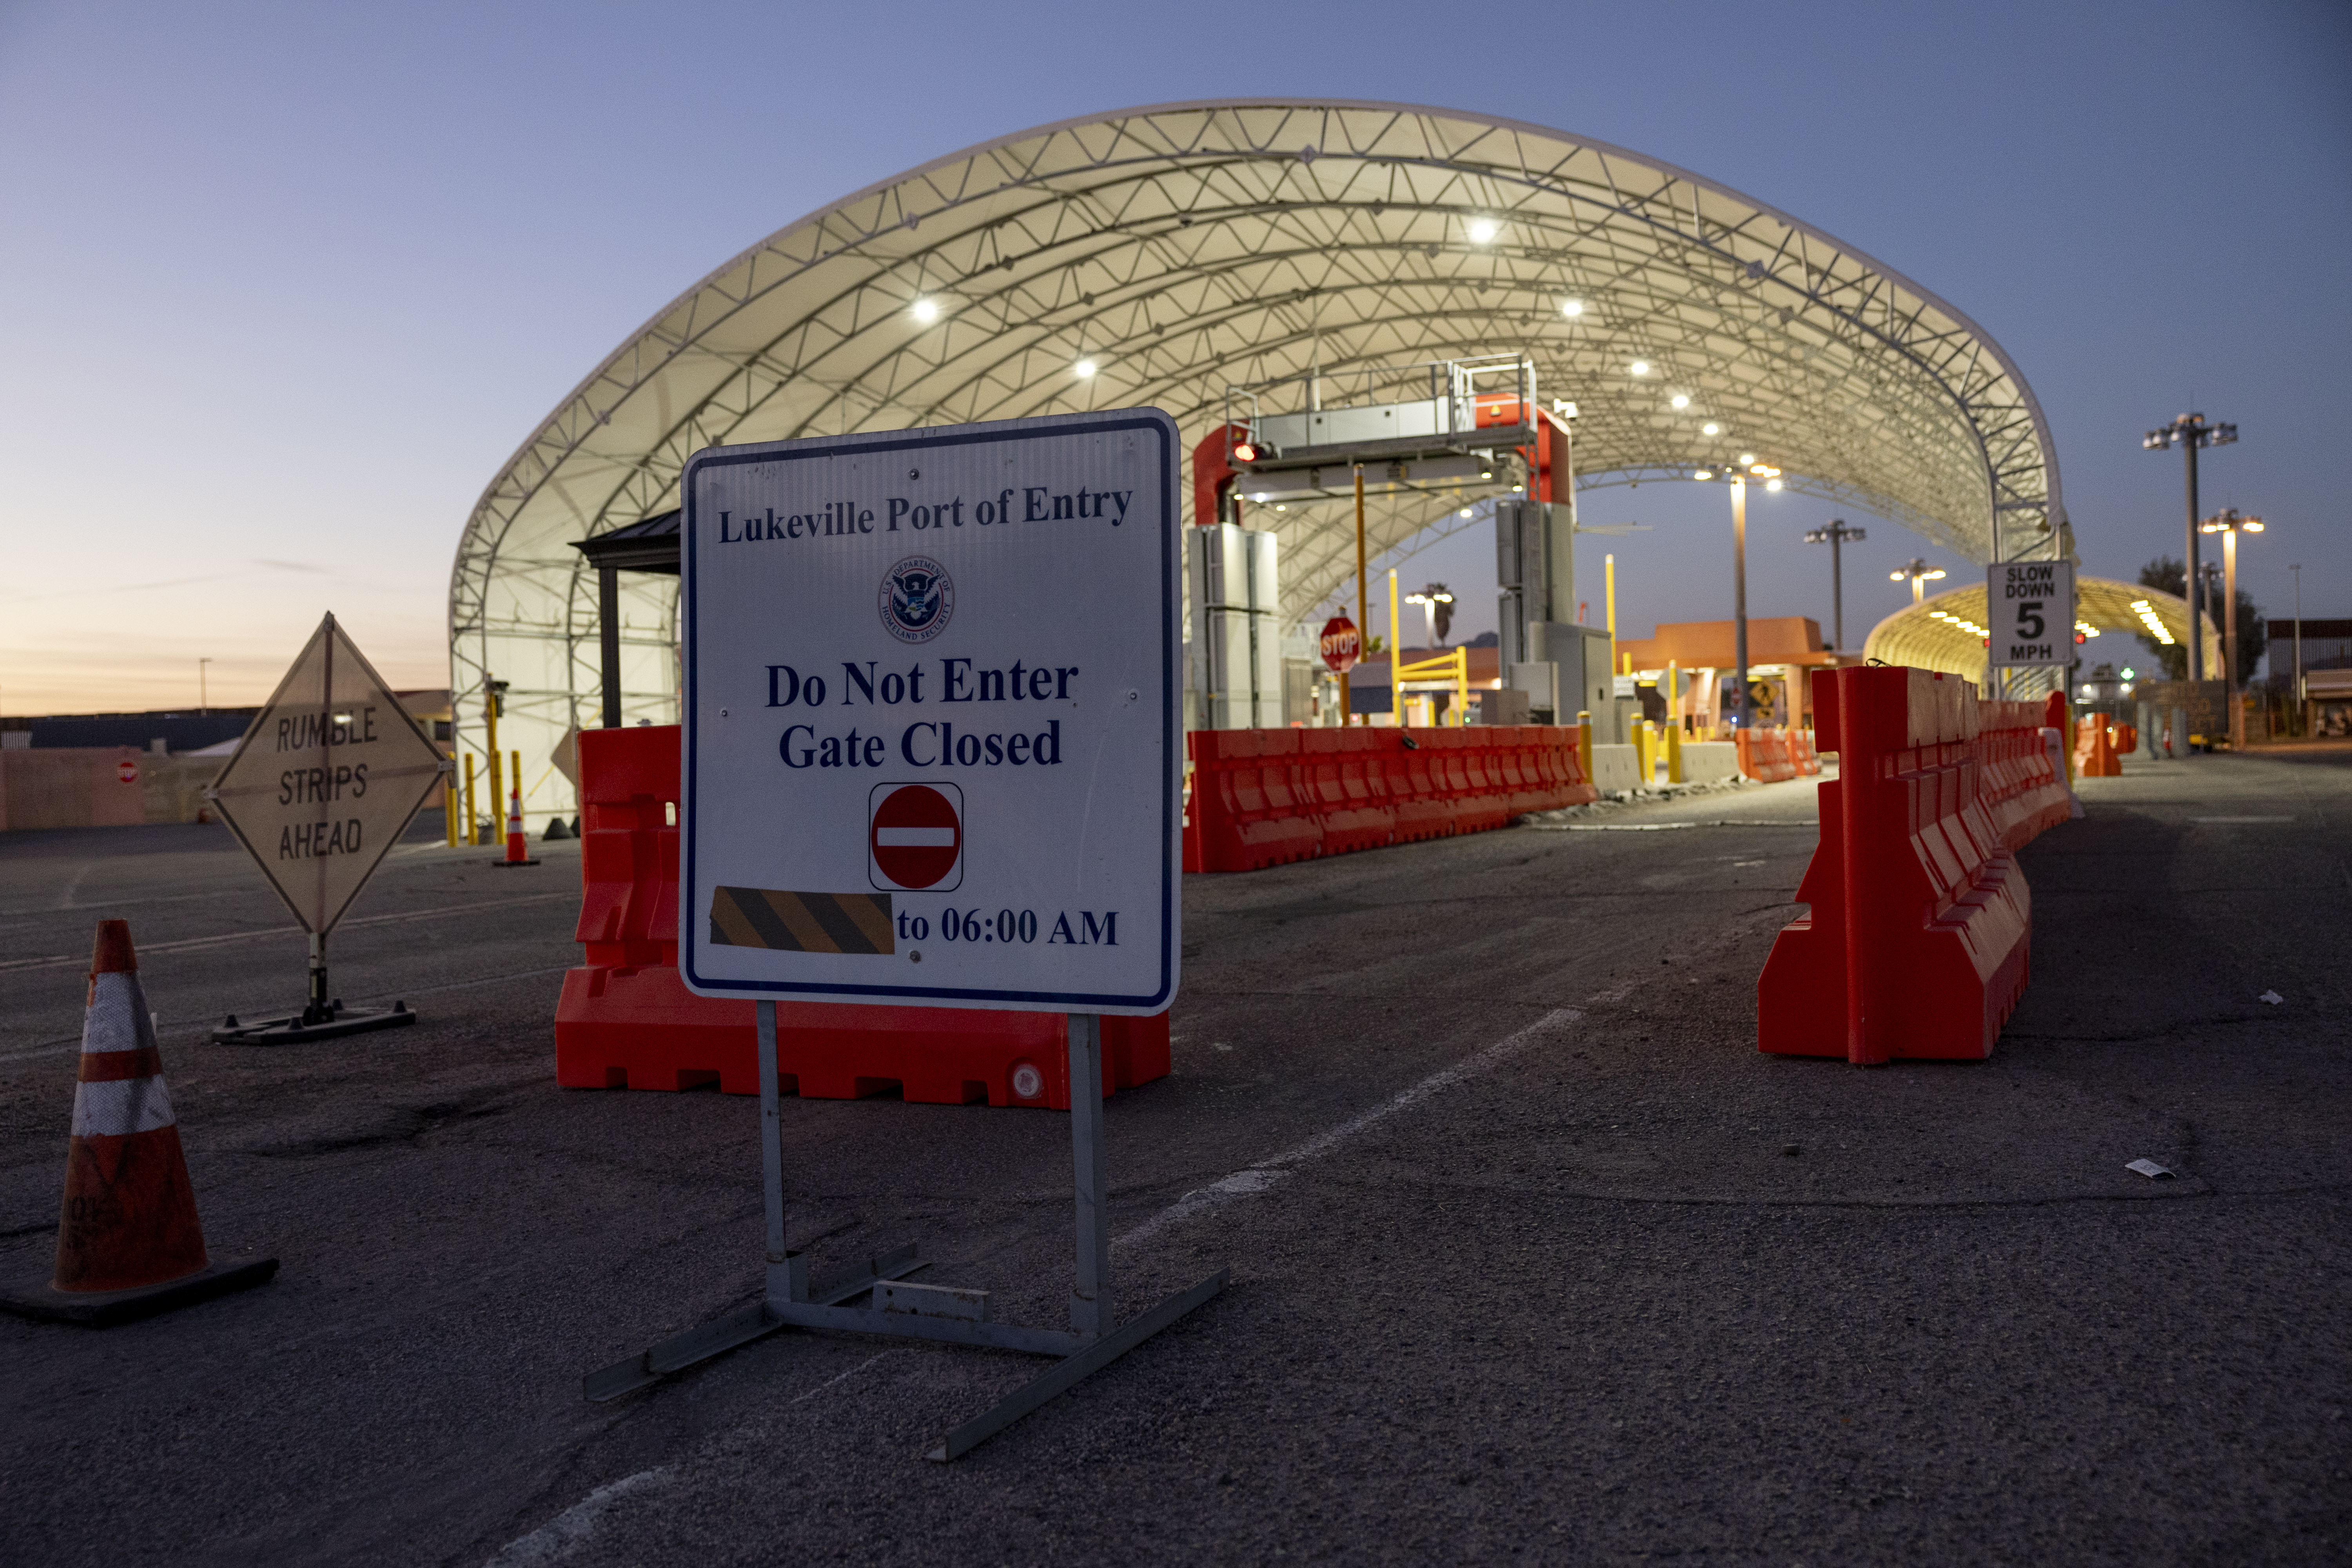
879, 556, 954, 644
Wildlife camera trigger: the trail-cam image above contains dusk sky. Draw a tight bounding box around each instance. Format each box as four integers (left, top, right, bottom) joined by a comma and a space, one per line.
3, 0, 2345, 713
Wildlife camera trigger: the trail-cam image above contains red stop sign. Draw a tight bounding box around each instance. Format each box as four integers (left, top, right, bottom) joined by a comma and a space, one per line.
869, 783, 963, 890
116, 759, 140, 784
1319, 615, 1361, 673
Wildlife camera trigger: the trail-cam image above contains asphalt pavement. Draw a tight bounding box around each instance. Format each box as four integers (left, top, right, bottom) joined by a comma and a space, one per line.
0, 750, 2346, 1566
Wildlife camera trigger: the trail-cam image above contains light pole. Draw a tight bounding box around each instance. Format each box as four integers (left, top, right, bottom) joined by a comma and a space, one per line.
1803, 519, 1866, 651
1891, 558, 1947, 604
2199, 508, 2262, 747
2291, 563, 2304, 725
1693, 455, 1783, 729
1404, 584, 1454, 650
2144, 413, 2237, 683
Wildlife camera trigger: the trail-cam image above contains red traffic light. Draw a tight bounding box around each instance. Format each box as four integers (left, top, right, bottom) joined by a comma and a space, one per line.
2074, 632, 2087, 644
1232, 441, 1261, 464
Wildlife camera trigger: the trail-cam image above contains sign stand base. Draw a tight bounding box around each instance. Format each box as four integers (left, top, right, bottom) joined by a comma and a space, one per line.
209, 931, 417, 1044
584, 1003, 1228, 1460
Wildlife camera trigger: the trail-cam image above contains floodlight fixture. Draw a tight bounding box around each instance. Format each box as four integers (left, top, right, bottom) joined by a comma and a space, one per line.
1468, 218, 1498, 244
1629, 360, 1649, 376
1671, 394, 1690, 409
910, 297, 940, 324
1561, 299, 1584, 317
1701, 422, 1720, 436
1074, 359, 1098, 378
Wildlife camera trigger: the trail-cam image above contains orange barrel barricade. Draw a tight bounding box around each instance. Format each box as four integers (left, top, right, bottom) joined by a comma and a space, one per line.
554, 726, 1167, 1107
1758, 666, 2060, 1064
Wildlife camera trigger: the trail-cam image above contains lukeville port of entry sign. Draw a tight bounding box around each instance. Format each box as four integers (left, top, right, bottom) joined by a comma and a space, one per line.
679, 409, 1181, 1013
1989, 559, 2077, 668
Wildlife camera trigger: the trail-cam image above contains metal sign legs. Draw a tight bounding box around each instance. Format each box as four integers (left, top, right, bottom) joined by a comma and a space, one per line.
586, 1003, 1228, 1461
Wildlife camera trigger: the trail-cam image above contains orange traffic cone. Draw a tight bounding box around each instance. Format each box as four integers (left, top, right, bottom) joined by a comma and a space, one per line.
492, 783, 539, 867
0, 921, 275, 1326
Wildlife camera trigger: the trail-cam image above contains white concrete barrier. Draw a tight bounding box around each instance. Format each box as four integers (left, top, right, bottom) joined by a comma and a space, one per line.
1588, 743, 1641, 795
1679, 741, 1741, 785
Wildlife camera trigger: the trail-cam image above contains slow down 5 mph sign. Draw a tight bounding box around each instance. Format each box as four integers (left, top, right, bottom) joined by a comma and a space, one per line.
679, 410, 1181, 1013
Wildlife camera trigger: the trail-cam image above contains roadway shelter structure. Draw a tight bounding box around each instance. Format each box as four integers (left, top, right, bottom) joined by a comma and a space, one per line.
449, 100, 2070, 809
1863, 579, 2214, 684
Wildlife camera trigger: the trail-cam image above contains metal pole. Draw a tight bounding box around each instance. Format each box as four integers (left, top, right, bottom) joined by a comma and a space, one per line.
2184, 439, 2203, 683
1068, 1013, 1109, 1339
1352, 467, 1368, 726
599, 566, 623, 728
1829, 529, 1843, 652
485, 682, 503, 842
2224, 528, 2240, 748
1388, 570, 1403, 728
1731, 479, 1750, 729
307, 930, 328, 1024
1605, 553, 1618, 676
2293, 564, 2304, 727
757, 1001, 804, 1304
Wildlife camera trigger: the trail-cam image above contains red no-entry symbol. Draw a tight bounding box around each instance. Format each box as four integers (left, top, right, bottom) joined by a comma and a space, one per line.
869, 782, 963, 891
116, 759, 140, 784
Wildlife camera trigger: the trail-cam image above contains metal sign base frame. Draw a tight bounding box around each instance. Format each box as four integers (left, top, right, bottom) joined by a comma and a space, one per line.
585, 1004, 1227, 1461
209, 932, 418, 1045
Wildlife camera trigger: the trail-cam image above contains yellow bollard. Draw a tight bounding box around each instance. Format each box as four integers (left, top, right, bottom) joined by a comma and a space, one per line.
463, 755, 479, 846
1634, 720, 1655, 785
1664, 722, 1684, 784
1576, 710, 1593, 786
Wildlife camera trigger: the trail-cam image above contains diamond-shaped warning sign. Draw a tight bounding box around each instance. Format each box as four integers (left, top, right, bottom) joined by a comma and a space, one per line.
207, 613, 449, 935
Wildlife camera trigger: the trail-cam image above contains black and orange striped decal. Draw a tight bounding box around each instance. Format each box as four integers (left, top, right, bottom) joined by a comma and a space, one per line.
710, 887, 895, 955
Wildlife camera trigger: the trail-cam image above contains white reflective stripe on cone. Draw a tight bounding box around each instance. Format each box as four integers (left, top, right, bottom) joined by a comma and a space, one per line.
73, 1075, 178, 1137
82, 971, 156, 1054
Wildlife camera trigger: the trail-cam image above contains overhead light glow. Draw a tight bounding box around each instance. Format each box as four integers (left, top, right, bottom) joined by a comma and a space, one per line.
1701, 422, 1720, 436
1561, 300, 1584, 317
1671, 394, 1690, 409
1074, 359, 1098, 378
1739, 453, 1756, 465
1468, 218, 1498, 244
1693, 469, 1713, 480
1764, 479, 1783, 492
1629, 361, 1649, 376
910, 297, 939, 324
1459, 506, 1474, 518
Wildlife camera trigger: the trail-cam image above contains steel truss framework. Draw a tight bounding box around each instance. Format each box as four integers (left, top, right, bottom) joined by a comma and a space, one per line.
450, 100, 2069, 804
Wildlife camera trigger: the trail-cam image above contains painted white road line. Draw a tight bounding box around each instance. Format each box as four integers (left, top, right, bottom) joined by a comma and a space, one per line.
486, 1467, 672, 1568
1113, 1006, 1582, 1254
0, 891, 576, 973
0, 964, 578, 1063
1114, 905, 1795, 1255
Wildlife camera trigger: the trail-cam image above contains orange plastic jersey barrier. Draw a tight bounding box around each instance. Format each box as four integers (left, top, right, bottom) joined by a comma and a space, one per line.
1758, 667, 2073, 1063
1182, 725, 1596, 873
553, 726, 1167, 1107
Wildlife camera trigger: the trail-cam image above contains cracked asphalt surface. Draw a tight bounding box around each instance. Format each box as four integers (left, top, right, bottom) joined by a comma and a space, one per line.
0, 749, 2346, 1565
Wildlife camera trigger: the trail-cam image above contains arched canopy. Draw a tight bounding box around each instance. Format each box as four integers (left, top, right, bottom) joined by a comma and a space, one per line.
450, 99, 2068, 807
1864, 579, 2216, 683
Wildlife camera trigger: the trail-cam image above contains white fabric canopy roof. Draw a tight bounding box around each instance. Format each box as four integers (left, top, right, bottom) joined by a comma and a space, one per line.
450, 99, 2067, 807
